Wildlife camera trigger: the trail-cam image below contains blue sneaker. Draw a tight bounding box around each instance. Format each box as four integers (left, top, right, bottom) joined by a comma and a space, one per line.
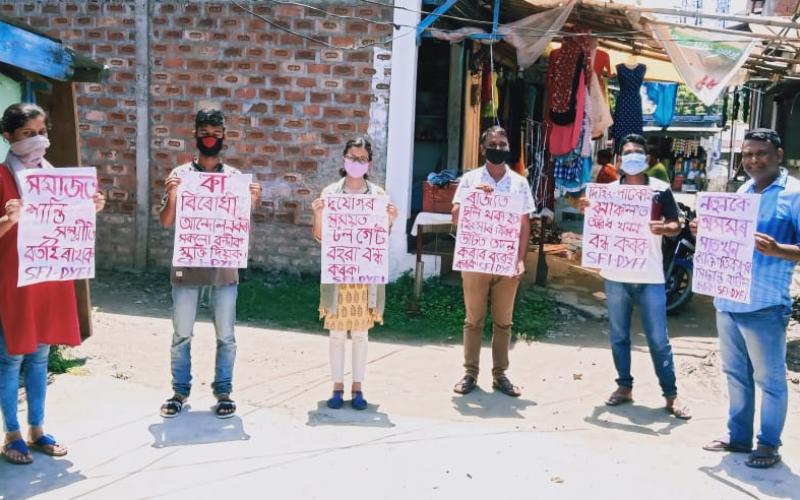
326, 390, 344, 409
351, 391, 368, 410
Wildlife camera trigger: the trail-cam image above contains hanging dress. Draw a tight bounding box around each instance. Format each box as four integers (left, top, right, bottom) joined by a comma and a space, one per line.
611, 63, 646, 150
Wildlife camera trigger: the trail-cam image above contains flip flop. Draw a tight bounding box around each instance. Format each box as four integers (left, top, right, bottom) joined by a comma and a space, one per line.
605, 390, 633, 406
667, 400, 692, 420
27, 434, 68, 457
2, 439, 32, 465
703, 438, 751, 453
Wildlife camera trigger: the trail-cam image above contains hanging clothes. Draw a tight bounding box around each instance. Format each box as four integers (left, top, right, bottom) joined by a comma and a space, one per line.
742, 86, 751, 123
611, 63, 646, 150
645, 82, 678, 128
481, 60, 499, 118
720, 91, 730, 128
547, 36, 591, 126
590, 71, 613, 138
547, 69, 586, 156
592, 48, 612, 104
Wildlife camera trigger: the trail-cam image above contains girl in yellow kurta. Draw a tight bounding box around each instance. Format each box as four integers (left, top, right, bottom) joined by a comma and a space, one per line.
312, 137, 397, 410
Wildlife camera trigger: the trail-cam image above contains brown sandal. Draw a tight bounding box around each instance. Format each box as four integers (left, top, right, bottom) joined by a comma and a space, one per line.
492, 375, 521, 397
605, 389, 633, 406
453, 374, 477, 395
666, 397, 692, 420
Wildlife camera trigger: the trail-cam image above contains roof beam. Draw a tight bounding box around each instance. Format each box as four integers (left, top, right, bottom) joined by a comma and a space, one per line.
631, 6, 800, 30
646, 18, 800, 42
417, 0, 460, 44
0, 20, 73, 80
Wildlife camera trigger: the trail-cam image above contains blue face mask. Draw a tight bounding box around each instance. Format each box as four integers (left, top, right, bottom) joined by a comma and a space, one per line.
621, 153, 647, 175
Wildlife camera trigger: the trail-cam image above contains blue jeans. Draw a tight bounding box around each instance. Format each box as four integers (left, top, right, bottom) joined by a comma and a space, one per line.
171, 285, 238, 398
717, 306, 789, 449
604, 280, 678, 398
0, 323, 49, 433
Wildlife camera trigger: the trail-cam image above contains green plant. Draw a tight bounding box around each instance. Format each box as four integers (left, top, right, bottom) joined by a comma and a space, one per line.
47, 346, 86, 374
236, 271, 555, 343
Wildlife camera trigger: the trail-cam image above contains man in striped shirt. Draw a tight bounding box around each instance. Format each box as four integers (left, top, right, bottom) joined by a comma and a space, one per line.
698, 129, 800, 469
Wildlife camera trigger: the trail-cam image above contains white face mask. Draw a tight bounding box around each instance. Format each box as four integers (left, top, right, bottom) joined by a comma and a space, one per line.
620, 153, 647, 175
10, 134, 50, 168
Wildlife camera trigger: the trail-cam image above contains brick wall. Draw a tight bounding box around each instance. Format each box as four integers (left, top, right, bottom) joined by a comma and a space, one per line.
1, 0, 394, 273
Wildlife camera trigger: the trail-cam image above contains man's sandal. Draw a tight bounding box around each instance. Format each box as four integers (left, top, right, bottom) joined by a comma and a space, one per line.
216, 398, 237, 419
666, 399, 692, 420
160, 397, 185, 418
745, 447, 781, 469
605, 389, 633, 406
2, 439, 32, 465
453, 374, 477, 395
703, 438, 752, 453
493, 375, 522, 397
27, 434, 68, 457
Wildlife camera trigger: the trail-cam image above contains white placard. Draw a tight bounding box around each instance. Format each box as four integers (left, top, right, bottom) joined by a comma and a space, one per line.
17, 167, 97, 286
693, 192, 760, 303
321, 194, 389, 284
173, 171, 252, 268
453, 189, 523, 277
581, 183, 653, 272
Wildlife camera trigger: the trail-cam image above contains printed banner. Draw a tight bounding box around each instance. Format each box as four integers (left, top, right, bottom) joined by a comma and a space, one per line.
453, 189, 523, 277
17, 167, 97, 287
693, 192, 760, 303
581, 183, 653, 271
650, 23, 756, 106
173, 171, 252, 268
321, 194, 390, 284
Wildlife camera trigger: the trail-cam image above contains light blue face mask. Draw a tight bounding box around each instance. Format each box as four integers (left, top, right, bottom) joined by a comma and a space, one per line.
621, 153, 647, 175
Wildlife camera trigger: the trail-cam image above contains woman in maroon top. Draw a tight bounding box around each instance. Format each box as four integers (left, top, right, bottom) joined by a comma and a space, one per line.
0, 103, 104, 464
595, 148, 618, 184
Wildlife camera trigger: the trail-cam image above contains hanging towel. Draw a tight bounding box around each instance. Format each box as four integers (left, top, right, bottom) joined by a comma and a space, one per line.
645, 82, 678, 128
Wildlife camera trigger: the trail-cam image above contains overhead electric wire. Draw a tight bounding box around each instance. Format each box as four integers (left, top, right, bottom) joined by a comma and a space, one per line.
232, 0, 796, 51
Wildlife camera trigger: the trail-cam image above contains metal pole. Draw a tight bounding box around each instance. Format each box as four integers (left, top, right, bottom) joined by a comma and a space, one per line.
134, 0, 151, 270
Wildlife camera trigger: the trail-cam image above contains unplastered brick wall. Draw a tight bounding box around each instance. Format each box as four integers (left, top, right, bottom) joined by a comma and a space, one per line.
0, 0, 139, 267
3, 0, 394, 273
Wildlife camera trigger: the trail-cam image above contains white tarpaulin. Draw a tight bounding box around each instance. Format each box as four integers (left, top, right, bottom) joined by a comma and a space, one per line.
650, 23, 756, 106
499, 0, 577, 69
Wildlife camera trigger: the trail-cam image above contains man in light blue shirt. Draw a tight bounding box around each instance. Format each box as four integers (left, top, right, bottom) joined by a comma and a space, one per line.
697, 129, 800, 468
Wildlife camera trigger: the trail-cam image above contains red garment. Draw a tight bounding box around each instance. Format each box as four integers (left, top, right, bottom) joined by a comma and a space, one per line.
546, 68, 586, 156
0, 165, 81, 355
596, 163, 618, 184
547, 36, 592, 125
593, 49, 611, 87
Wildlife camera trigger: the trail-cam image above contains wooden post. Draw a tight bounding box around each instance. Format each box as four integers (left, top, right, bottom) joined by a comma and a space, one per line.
36, 80, 93, 340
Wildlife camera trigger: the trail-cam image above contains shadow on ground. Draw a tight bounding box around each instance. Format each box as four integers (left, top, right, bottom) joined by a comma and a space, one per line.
306, 401, 395, 428
148, 407, 250, 448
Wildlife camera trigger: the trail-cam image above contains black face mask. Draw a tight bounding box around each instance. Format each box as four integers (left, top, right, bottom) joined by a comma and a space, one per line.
197, 136, 223, 156
485, 147, 509, 165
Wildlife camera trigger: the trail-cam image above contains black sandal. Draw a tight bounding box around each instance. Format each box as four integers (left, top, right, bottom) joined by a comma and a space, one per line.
703, 438, 751, 453
745, 446, 782, 469
492, 375, 522, 397
160, 397, 184, 418
216, 398, 237, 419
453, 374, 477, 395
